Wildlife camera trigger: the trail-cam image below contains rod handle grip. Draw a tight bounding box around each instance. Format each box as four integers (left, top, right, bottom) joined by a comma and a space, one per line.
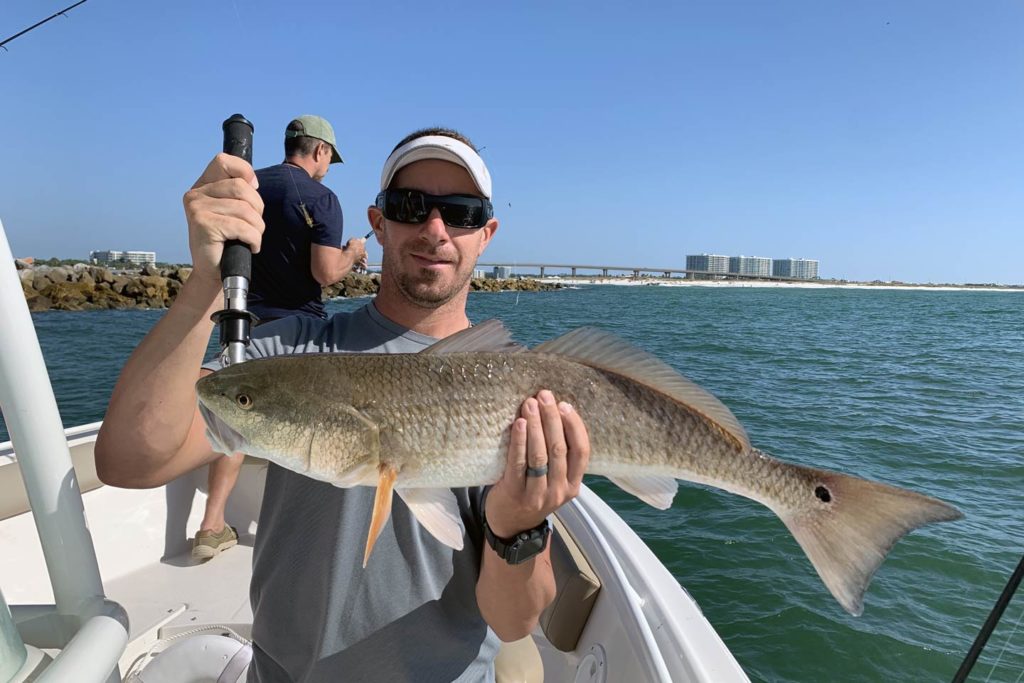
221, 114, 254, 280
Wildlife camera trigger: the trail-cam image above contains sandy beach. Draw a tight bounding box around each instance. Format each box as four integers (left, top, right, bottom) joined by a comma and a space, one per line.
535, 277, 1023, 293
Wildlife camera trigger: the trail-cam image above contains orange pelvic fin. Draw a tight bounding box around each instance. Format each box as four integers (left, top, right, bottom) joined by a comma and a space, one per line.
363, 464, 399, 568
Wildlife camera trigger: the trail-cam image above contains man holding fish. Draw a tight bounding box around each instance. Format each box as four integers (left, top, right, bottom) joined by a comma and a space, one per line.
97, 127, 585, 681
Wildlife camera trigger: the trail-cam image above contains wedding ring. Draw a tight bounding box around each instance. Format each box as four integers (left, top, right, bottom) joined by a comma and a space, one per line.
526, 465, 549, 478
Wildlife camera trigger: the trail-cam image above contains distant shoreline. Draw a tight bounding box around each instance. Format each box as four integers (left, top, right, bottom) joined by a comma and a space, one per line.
536, 276, 1024, 293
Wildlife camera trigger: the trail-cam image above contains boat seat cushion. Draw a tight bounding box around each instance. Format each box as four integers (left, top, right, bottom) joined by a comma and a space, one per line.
540, 517, 601, 652
494, 635, 543, 683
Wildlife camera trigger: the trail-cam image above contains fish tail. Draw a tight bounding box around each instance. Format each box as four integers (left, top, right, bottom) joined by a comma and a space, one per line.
765, 454, 963, 616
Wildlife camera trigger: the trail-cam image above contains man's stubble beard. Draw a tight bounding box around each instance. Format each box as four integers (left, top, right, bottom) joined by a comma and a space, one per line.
384, 247, 474, 310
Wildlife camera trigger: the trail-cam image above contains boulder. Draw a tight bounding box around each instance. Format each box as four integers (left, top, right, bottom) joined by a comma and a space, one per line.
90, 286, 135, 310
21, 279, 47, 312
170, 267, 192, 283
41, 282, 93, 311
89, 266, 115, 284
27, 295, 52, 312
112, 276, 131, 294
32, 273, 54, 292
49, 266, 73, 283
140, 274, 169, 289
322, 272, 381, 300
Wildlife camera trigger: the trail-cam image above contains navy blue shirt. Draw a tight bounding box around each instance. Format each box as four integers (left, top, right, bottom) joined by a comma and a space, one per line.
248, 163, 345, 321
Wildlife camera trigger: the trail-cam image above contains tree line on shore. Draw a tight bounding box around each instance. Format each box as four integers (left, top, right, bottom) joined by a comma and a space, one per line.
14, 260, 560, 312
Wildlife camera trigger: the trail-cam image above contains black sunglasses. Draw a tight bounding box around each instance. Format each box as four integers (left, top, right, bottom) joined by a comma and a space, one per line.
375, 189, 493, 229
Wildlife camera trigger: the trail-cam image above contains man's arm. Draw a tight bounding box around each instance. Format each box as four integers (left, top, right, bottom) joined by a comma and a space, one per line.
476, 390, 590, 641
95, 154, 265, 489
311, 238, 367, 286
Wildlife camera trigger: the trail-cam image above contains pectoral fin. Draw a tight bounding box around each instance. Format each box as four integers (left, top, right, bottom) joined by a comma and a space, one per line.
608, 475, 679, 510
363, 464, 399, 568
396, 488, 465, 551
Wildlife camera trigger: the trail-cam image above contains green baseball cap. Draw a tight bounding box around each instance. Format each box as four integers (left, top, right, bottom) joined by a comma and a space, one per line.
285, 115, 344, 164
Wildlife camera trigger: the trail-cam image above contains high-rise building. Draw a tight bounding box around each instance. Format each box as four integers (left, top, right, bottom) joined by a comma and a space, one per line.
793, 259, 819, 279
685, 254, 729, 279
728, 255, 771, 278
90, 250, 156, 266
772, 258, 819, 279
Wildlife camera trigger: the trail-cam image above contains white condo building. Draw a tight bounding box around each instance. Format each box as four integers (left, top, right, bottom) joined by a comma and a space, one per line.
728, 255, 771, 278
685, 254, 729, 279
772, 258, 819, 279
90, 250, 156, 266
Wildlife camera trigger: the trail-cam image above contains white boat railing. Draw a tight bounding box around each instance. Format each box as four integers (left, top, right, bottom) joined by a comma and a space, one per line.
0, 218, 128, 682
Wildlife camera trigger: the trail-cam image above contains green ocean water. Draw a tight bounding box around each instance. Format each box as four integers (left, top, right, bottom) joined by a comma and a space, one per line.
3, 285, 1022, 682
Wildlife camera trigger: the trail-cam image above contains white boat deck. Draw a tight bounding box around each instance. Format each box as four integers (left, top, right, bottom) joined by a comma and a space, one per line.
1, 437, 261, 672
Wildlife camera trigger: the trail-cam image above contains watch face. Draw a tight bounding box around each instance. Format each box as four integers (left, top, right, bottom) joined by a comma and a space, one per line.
482, 503, 552, 565
506, 526, 551, 565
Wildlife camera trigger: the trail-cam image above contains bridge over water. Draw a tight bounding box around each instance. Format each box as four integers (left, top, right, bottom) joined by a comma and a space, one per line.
364, 261, 817, 283
475, 262, 815, 283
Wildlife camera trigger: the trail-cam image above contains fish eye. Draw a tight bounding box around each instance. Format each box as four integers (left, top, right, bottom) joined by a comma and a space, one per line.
236, 393, 253, 410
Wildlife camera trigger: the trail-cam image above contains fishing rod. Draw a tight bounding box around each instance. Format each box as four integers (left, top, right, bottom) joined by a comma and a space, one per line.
211, 114, 257, 367
951, 551, 1024, 683
1, 0, 89, 51
353, 230, 373, 273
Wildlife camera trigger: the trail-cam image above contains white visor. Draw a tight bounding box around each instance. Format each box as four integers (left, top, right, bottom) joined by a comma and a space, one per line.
380, 135, 492, 199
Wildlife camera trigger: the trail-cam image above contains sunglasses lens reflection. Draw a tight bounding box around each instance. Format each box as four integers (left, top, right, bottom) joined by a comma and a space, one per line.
378, 190, 490, 229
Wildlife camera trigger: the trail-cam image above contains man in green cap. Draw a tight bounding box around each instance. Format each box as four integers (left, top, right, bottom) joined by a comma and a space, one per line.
192, 115, 368, 559
249, 114, 366, 321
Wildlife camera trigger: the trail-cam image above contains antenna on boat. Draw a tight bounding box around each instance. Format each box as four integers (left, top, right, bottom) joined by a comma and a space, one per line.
211, 114, 257, 367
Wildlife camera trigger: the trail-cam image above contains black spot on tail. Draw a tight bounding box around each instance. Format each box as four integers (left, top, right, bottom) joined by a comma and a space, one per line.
815, 485, 832, 503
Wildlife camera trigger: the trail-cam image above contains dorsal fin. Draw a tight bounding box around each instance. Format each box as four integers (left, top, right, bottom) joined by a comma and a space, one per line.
534, 328, 749, 450
421, 319, 527, 355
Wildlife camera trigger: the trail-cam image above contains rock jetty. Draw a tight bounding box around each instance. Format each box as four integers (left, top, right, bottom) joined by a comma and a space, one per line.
15, 260, 561, 312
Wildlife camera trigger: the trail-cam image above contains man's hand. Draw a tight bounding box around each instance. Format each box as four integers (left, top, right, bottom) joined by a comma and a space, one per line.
183, 153, 266, 286
343, 237, 368, 272
485, 390, 591, 538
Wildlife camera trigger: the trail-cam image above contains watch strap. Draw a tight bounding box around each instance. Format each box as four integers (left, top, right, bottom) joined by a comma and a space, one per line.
481, 489, 552, 565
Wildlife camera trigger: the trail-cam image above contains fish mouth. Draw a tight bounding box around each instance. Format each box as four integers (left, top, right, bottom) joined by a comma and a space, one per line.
198, 402, 249, 456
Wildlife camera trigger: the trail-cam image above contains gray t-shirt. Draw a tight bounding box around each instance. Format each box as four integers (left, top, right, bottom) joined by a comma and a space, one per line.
204, 302, 498, 682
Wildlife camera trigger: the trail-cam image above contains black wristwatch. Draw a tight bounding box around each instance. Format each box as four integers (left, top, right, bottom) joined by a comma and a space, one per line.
481, 491, 551, 565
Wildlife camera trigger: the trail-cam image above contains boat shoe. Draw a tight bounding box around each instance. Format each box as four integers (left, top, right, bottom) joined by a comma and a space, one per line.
191, 526, 238, 560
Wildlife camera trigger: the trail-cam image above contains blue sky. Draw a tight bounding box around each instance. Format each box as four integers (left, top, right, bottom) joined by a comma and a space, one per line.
2, 1, 1022, 284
